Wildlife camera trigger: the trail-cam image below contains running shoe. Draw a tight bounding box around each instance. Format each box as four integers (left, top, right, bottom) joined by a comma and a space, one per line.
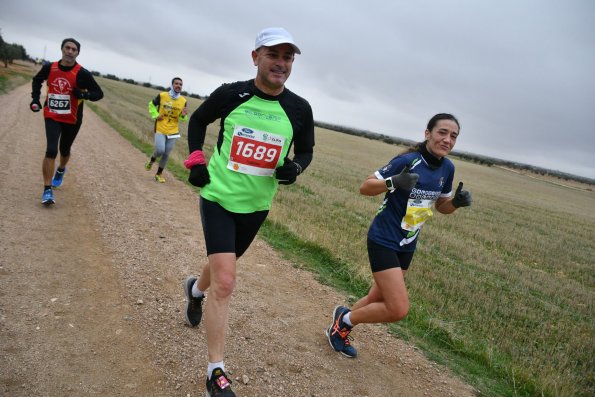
145, 158, 153, 171
41, 188, 55, 205
206, 367, 235, 397
183, 276, 204, 327
155, 174, 165, 183
51, 168, 66, 188
326, 305, 357, 358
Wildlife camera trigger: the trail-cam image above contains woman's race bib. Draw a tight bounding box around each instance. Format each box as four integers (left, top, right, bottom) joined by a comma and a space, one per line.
401, 198, 434, 232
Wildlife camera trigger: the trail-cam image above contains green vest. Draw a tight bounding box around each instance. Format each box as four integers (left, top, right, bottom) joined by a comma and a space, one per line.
201, 96, 294, 213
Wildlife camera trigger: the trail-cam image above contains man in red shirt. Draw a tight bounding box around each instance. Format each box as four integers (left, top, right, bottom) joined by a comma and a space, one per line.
31, 38, 103, 205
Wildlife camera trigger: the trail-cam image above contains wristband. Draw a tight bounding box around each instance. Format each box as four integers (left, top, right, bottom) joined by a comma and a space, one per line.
385, 178, 395, 191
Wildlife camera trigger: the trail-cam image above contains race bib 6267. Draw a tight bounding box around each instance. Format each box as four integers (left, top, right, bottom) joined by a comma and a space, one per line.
47, 93, 71, 114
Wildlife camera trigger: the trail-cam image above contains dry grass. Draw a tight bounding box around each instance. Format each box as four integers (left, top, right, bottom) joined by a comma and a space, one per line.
269, 128, 594, 396
92, 77, 594, 396
89, 77, 221, 167
0, 60, 37, 93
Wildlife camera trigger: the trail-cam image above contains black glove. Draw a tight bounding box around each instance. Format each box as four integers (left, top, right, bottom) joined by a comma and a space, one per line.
452, 182, 472, 208
30, 99, 42, 112
275, 159, 302, 185
72, 88, 89, 99
389, 165, 419, 191
188, 164, 210, 187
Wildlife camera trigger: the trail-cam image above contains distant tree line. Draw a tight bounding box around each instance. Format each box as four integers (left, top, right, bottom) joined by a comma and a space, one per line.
5, 33, 590, 185
315, 121, 595, 186
98, 72, 205, 100
0, 31, 30, 68
1, 31, 205, 99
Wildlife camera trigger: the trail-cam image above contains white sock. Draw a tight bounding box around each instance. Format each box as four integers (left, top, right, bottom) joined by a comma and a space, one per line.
191, 282, 204, 298
343, 311, 353, 327
207, 361, 225, 379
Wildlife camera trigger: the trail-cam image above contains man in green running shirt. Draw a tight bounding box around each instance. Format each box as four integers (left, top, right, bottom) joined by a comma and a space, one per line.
182, 27, 314, 397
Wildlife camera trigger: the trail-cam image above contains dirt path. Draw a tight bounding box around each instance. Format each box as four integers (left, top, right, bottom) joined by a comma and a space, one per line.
0, 84, 477, 397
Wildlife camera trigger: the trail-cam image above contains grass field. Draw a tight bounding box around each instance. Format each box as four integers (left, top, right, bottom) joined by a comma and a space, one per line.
0, 60, 37, 94
9, 65, 594, 396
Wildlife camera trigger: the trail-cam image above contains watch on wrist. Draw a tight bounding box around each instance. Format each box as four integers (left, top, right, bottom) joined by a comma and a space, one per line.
385, 177, 395, 191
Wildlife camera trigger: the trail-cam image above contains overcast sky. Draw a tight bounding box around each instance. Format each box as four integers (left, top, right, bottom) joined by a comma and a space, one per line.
2, 0, 594, 179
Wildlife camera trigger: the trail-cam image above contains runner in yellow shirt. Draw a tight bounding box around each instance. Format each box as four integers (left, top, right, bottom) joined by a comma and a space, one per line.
145, 77, 188, 182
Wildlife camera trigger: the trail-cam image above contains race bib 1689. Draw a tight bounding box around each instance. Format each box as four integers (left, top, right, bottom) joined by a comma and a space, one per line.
227, 126, 285, 176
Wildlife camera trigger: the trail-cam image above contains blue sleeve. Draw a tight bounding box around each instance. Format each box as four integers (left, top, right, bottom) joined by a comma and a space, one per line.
376, 155, 410, 179
441, 161, 455, 195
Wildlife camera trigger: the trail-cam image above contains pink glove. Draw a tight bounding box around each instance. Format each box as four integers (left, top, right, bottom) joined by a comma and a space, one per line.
184, 150, 206, 169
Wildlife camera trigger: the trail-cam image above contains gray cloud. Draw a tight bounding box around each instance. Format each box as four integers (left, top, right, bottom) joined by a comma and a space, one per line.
2, 0, 593, 178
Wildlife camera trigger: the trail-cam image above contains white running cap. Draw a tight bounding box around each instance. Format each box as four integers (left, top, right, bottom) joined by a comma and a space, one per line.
254, 27, 301, 54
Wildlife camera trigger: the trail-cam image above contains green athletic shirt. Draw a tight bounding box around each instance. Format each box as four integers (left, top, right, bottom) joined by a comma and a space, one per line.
188, 79, 314, 213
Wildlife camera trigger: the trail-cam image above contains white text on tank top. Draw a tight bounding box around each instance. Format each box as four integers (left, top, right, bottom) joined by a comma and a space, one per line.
48, 76, 73, 114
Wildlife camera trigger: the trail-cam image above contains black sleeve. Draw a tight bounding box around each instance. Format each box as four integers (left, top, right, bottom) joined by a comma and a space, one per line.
292, 100, 315, 171
31, 63, 51, 101
152, 94, 161, 107
188, 84, 229, 153
280, 91, 315, 172
76, 68, 104, 102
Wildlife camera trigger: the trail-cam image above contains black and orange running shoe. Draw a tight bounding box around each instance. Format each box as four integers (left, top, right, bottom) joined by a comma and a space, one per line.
326, 305, 357, 358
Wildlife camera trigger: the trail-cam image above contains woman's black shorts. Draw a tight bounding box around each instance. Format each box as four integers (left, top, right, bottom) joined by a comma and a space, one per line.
367, 238, 414, 272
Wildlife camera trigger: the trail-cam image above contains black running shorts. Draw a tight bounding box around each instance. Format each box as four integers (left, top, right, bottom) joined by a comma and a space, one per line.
199, 197, 268, 257
367, 238, 414, 272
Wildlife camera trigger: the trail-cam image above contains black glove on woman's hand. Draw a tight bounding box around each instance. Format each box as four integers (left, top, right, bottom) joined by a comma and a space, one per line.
390, 165, 419, 191
275, 160, 302, 185
452, 182, 472, 208
188, 164, 210, 187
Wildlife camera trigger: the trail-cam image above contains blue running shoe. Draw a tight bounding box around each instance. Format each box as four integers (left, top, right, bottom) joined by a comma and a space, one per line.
41, 188, 55, 205
51, 168, 66, 188
326, 305, 357, 358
